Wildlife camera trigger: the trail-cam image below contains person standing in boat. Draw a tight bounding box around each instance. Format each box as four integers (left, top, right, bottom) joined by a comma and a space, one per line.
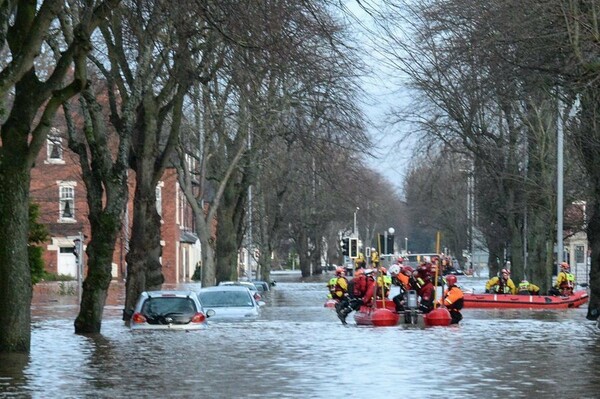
354, 252, 366, 271
517, 279, 540, 295
485, 268, 517, 294
376, 267, 392, 299
390, 265, 416, 312
438, 274, 464, 324
370, 248, 380, 268
551, 262, 575, 296
414, 264, 435, 313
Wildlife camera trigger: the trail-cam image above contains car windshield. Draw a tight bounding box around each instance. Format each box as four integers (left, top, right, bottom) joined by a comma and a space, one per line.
198, 290, 254, 307
253, 283, 267, 292
141, 297, 197, 317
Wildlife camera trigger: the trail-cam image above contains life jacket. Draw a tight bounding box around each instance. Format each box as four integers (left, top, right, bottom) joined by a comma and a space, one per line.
558, 272, 575, 295
376, 275, 392, 298
333, 277, 348, 299
493, 279, 512, 294
518, 281, 530, 295
559, 272, 575, 289
445, 286, 464, 310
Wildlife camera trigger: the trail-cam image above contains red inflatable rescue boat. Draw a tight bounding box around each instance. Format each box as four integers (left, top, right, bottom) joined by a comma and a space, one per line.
354, 299, 399, 326
462, 290, 588, 309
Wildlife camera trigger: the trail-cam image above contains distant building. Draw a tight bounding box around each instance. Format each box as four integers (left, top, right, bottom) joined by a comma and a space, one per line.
30, 129, 202, 284
563, 201, 589, 286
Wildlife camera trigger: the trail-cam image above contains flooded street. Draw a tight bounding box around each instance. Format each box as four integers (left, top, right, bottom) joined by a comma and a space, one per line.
2, 274, 600, 398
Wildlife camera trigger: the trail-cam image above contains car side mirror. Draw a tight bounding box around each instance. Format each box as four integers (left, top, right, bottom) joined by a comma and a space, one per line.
205, 309, 216, 317
257, 301, 266, 307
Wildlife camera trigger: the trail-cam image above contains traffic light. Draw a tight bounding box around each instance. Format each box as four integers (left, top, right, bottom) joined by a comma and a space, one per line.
387, 234, 394, 254
378, 233, 395, 255
349, 238, 358, 258
341, 237, 349, 256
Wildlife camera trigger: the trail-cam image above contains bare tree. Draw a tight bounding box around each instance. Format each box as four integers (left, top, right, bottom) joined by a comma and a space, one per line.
367, 0, 573, 292
0, 0, 119, 353
176, 0, 371, 284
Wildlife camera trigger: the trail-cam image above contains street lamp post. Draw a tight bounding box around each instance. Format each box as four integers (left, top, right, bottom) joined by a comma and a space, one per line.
353, 207, 359, 238
73, 232, 84, 304
405, 237, 408, 254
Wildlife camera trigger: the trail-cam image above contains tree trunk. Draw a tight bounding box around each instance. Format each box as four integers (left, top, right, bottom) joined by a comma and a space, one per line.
213, 164, 248, 283
298, 230, 310, 278
569, 86, 600, 320
485, 236, 504, 278
527, 213, 553, 293
586, 200, 600, 320
199, 226, 216, 288
0, 161, 31, 352
123, 182, 164, 320
68, 85, 132, 333
216, 203, 239, 283
74, 222, 120, 333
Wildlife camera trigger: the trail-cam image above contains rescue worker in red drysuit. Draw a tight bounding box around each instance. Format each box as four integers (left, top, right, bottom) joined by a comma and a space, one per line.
390, 265, 417, 312
414, 264, 435, 314
437, 274, 464, 324
359, 269, 378, 307
336, 269, 374, 324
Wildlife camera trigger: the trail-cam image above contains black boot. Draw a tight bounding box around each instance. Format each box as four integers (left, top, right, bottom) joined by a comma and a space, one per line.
336, 307, 351, 325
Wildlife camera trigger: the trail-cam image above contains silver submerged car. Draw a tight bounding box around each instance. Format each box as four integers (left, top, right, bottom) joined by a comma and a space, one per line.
130, 291, 213, 330
198, 285, 264, 320
218, 280, 262, 301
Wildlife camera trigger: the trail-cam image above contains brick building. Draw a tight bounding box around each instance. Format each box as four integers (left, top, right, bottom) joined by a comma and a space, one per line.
30, 129, 202, 284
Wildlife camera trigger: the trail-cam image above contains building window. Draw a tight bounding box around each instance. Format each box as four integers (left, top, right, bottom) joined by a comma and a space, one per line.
575, 245, 585, 264
59, 183, 76, 222
156, 183, 163, 217
46, 129, 65, 164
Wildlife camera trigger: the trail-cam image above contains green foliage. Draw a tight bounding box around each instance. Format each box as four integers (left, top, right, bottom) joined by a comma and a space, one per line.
58, 281, 76, 296
43, 273, 76, 282
29, 246, 46, 285
29, 203, 50, 285
192, 264, 202, 281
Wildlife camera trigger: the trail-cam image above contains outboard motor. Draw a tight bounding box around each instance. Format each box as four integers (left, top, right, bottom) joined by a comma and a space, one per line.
404, 290, 419, 324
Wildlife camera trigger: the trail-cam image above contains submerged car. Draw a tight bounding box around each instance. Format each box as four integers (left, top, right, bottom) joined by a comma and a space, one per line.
130, 290, 213, 330
251, 280, 271, 292
218, 280, 262, 301
198, 285, 264, 320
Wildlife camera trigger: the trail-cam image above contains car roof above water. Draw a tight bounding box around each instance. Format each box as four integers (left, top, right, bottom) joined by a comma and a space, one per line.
201, 285, 252, 292
142, 290, 199, 297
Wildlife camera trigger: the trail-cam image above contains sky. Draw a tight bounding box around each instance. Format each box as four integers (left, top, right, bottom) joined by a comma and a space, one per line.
342, 1, 415, 194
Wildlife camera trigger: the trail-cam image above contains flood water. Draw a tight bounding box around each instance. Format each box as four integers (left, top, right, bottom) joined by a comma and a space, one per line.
1, 274, 600, 398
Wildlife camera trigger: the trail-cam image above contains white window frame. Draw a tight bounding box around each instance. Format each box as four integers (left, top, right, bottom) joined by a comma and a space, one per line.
156, 182, 164, 218
46, 129, 65, 164
58, 181, 77, 222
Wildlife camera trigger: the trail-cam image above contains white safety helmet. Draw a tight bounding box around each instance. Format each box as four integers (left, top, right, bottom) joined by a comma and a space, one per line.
388, 264, 401, 276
